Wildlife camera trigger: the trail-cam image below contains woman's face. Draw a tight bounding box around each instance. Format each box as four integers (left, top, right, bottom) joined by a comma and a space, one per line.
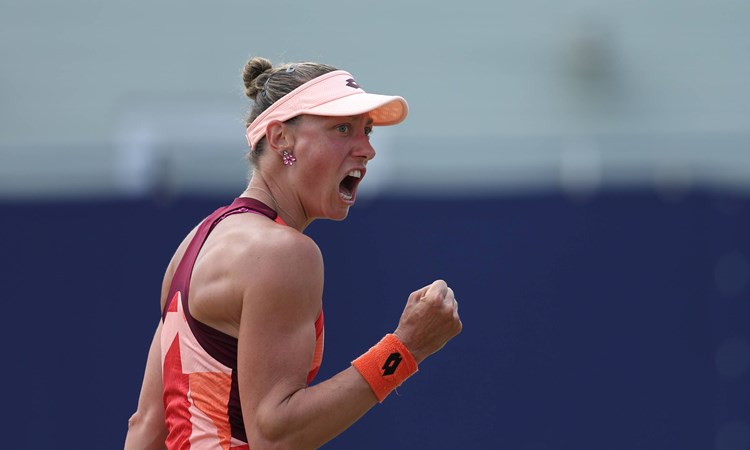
289, 113, 376, 221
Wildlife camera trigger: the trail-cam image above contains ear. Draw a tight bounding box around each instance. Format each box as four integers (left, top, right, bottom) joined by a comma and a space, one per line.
265, 120, 295, 154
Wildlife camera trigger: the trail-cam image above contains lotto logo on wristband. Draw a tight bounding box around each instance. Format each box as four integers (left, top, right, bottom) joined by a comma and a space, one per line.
352, 334, 418, 402
382, 352, 402, 376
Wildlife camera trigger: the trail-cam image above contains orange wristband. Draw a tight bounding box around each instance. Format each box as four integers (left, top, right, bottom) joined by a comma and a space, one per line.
352, 334, 418, 402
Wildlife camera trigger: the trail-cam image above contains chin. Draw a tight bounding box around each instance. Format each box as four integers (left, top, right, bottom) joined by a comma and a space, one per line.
325, 204, 351, 221
330, 209, 350, 221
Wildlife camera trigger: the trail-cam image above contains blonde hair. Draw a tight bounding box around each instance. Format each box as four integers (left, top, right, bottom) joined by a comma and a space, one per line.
242, 57, 337, 165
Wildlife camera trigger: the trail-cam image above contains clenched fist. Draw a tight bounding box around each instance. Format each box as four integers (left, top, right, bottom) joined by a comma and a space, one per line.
393, 280, 462, 364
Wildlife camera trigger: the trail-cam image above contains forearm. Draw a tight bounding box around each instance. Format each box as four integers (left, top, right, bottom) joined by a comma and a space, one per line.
248, 366, 378, 449
126, 323, 167, 450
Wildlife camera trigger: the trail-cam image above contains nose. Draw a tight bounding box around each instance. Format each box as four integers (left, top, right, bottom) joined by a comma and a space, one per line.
356, 137, 376, 162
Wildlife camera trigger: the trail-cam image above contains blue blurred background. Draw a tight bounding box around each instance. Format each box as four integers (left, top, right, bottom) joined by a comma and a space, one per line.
2, 1, 749, 449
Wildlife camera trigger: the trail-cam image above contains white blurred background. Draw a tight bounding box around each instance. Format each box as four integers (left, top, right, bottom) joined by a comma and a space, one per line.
2, 0, 748, 200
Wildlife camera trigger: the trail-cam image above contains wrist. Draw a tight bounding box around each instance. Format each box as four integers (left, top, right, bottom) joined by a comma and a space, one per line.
392, 329, 425, 364
352, 334, 419, 402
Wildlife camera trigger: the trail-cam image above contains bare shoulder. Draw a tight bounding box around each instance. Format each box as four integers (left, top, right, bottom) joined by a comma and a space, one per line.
215, 217, 320, 267
212, 217, 324, 307
239, 223, 322, 287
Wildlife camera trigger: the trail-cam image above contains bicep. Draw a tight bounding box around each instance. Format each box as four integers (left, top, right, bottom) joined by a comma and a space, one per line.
239, 296, 320, 403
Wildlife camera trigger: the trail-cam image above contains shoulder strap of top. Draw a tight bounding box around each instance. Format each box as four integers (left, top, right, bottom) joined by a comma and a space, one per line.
162, 198, 277, 320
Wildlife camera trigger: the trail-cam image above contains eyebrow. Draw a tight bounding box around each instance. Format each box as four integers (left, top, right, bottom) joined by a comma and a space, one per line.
332, 115, 375, 125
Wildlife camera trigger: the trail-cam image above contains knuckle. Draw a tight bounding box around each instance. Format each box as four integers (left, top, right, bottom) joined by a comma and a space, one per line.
424, 293, 440, 305
436, 305, 454, 321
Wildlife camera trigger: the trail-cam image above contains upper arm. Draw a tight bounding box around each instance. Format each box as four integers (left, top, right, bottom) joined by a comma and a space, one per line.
236, 232, 324, 443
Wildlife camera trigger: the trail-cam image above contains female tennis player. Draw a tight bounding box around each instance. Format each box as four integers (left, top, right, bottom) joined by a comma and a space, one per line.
124, 56, 462, 450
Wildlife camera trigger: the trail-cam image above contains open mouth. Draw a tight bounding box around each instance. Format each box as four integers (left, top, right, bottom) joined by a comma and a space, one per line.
339, 169, 363, 202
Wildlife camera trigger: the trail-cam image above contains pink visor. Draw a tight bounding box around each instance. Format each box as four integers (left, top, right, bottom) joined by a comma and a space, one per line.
245, 70, 408, 150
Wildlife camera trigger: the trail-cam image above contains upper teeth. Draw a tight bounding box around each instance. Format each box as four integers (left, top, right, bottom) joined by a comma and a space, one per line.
348, 170, 362, 178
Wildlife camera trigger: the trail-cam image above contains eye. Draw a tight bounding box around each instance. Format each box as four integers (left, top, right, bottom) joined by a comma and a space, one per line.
336, 124, 351, 134
364, 126, 373, 138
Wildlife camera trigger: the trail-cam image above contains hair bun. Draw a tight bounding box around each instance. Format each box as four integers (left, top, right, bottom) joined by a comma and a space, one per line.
242, 57, 273, 100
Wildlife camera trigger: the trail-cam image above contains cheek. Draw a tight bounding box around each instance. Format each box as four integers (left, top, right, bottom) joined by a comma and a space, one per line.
300, 144, 345, 179
297, 155, 336, 195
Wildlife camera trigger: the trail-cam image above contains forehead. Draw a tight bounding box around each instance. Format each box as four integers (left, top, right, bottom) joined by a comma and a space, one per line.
300, 113, 374, 125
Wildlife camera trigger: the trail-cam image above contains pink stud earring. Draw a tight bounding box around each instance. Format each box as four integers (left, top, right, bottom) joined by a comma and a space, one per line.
282, 150, 297, 166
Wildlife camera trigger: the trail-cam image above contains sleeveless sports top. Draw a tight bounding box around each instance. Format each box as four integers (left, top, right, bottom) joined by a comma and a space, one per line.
160, 197, 325, 450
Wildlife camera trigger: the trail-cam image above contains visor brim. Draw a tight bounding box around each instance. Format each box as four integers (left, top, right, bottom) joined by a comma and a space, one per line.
304, 93, 408, 126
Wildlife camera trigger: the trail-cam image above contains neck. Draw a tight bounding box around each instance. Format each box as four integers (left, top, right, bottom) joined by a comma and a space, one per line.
243, 185, 303, 231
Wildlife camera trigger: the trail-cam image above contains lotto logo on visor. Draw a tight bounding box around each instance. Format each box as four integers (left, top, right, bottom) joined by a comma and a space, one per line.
346, 78, 360, 89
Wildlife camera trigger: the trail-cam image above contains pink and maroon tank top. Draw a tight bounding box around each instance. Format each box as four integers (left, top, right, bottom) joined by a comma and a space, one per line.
160, 197, 325, 450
